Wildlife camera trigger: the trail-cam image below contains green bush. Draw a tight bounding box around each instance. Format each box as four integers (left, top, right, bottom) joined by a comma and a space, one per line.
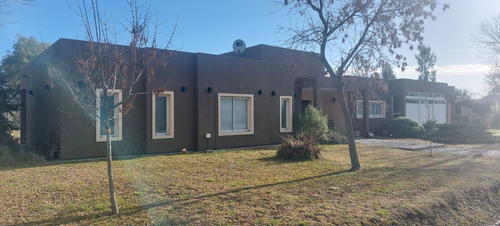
0, 117, 16, 146
422, 119, 438, 138
431, 123, 496, 144
0, 145, 45, 168
384, 117, 423, 138
490, 112, 500, 129
489, 102, 500, 129
277, 105, 328, 160
322, 130, 348, 145
295, 105, 329, 142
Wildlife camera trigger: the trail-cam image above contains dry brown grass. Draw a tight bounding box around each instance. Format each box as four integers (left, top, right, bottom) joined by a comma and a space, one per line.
447, 143, 500, 150
1, 145, 500, 225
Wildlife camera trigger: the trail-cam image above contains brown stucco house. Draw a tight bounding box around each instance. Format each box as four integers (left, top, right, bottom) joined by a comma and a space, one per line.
20, 38, 456, 159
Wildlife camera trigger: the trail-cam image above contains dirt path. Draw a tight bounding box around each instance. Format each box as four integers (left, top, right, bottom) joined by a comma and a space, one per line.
356, 138, 500, 158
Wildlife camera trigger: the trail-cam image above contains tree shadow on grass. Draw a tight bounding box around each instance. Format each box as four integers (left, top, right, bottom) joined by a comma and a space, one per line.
257, 155, 318, 164
16, 169, 352, 225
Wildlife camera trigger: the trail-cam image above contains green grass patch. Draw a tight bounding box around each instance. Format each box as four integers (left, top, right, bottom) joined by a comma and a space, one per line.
376, 209, 390, 217
94, 204, 107, 211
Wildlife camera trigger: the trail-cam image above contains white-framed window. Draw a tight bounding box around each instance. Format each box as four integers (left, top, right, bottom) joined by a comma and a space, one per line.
280, 96, 293, 132
96, 89, 122, 142
152, 91, 174, 139
356, 101, 386, 118
218, 93, 254, 136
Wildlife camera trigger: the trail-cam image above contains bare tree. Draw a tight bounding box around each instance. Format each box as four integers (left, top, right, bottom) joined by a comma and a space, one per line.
49, 0, 175, 214
474, 14, 500, 94
485, 63, 500, 93
0, 0, 37, 26
474, 14, 500, 60
283, 0, 448, 170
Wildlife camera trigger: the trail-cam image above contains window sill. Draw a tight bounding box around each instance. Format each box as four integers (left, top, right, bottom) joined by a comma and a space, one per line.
152, 134, 174, 139
96, 136, 122, 142
356, 116, 386, 119
218, 131, 254, 136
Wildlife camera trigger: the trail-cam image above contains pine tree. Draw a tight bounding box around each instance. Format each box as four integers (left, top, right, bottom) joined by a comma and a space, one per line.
415, 45, 437, 82
382, 62, 396, 80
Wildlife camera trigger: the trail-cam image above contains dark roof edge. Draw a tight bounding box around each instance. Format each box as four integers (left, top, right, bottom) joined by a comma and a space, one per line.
393, 78, 453, 86
220, 43, 319, 56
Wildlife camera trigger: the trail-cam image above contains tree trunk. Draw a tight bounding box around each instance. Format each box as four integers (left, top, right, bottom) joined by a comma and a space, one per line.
104, 92, 119, 214
317, 52, 361, 171
106, 130, 119, 214
334, 77, 361, 171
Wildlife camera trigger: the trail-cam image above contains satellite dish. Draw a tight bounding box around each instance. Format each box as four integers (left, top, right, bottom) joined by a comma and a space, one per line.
233, 39, 246, 55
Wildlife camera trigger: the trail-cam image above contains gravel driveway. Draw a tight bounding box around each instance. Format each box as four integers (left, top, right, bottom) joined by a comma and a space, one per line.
356, 138, 500, 158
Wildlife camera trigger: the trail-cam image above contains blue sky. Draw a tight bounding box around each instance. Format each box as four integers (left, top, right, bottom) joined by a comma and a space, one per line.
1, 0, 499, 98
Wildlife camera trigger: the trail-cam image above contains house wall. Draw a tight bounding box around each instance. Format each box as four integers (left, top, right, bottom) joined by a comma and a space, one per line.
146, 51, 198, 154
351, 96, 392, 134
21, 39, 309, 159
320, 90, 347, 133
223, 44, 325, 78
315, 76, 393, 134
21, 58, 61, 155
60, 41, 149, 159
316, 77, 458, 134
196, 53, 295, 150
389, 79, 456, 123
389, 79, 456, 104
21, 38, 459, 160
57, 85, 148, 159
21, 39, 151, 159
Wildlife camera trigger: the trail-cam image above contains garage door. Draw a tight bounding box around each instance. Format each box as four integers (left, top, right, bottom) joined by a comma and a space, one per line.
404, 92, 447, 124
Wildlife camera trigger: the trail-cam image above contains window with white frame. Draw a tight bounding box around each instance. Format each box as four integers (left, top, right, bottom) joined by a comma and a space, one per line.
356, 101, 386, 118
96, 89, 122, 142
280, 96, 293, 132
218, 93, 254, 136
152, 91, 174, 139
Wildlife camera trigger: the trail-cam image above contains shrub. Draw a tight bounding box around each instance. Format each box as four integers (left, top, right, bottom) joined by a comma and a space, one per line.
384, 117, 423, 138
0, 145, 45, 168
488, 102, 500, 129
432, 123, 461, 139
276, 134, 321, 160
431, 123, 496, 144
277, 105, 328, 160
322, 130, 348, 145
422, 119, 438, 137
0, 121, 16, 147
295, 105, 329, 142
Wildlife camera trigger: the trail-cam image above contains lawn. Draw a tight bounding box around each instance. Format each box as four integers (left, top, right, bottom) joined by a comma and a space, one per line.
1, 145, 500, 225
